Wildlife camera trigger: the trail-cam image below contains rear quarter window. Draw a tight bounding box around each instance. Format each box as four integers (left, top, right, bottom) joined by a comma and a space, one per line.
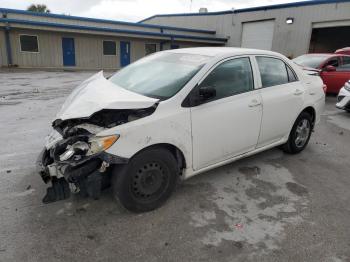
256, 57, 289, 88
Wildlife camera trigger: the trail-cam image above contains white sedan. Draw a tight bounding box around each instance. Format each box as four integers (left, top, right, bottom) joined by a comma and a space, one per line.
336, 81, 350, 112
37, 47, 325, 212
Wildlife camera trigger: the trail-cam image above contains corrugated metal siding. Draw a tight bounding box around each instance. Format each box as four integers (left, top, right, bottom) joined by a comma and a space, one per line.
0, 30, 7, 66
143, 2, 350, 57
8, 29, 164, 69
10, 29, 62, 68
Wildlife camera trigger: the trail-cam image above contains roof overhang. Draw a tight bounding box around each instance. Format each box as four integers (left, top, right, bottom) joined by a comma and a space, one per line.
0, 18, 227, 44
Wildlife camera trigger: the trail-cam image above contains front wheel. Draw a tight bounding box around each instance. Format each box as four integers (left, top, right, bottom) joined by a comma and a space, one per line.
282, 112, 313, 154
112, 148, 179, 213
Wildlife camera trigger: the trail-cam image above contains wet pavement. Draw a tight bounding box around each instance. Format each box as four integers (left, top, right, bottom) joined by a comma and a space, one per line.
0, 71, 349, 262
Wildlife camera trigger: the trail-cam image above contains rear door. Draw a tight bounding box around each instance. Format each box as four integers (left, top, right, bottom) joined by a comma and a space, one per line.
190, 57, 262, 170
254, 56, 304, 147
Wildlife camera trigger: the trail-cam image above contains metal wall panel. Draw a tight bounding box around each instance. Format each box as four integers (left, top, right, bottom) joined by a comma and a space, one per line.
7, 29, 165, 69
143, 2, 350, 57
0, 30, 7, 66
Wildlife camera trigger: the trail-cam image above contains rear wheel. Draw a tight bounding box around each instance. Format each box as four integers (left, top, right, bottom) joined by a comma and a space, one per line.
112, 148, 178, 213
282, 112, 313, 154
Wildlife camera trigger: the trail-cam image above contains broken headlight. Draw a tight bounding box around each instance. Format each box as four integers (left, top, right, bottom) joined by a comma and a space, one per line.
87, 135, 120, 156
58, 135, 119, 161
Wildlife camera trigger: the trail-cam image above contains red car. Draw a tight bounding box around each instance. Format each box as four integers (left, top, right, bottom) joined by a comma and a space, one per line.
335, 47, 350, 55
293, 54, 350, 94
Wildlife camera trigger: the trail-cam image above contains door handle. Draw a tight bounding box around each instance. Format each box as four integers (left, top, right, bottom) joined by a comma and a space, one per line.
294, 89, 304, 96
249, 99, 262, 107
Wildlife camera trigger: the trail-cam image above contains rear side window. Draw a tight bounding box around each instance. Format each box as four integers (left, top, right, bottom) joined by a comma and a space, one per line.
199, 57, 254, 100
256, 57, 296, 88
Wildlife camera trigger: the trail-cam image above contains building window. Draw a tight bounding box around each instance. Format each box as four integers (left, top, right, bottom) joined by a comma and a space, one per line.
145, 44, 157, 55
20, 35, 39, 52
103, 40, 116, 55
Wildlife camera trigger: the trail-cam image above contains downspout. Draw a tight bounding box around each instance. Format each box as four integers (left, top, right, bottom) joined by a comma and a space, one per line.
4, 23, 13, 66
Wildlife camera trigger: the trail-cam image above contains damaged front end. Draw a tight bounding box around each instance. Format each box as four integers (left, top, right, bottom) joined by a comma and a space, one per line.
36, 72, 159, 204
37, 107, 156, 203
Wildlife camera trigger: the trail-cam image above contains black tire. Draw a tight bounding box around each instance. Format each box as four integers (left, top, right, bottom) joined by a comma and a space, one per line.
282, 112, 313, 154
112, 148, 179, 213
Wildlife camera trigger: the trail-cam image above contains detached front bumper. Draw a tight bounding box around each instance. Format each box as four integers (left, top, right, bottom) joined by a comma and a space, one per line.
37, 147, 128, 204
336, 87, 350, 111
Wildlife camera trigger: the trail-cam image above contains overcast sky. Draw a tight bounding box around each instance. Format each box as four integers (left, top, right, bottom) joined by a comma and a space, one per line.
0, 0, 305, 22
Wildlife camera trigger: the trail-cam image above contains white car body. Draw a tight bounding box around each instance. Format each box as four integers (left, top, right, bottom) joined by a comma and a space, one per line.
39, 47, 325, 210
336, 81, 350, 112
55, 48, 324, 178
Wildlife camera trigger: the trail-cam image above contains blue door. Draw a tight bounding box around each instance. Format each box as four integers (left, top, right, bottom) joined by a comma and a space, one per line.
62, 38, 76, 66
120, 41, 130, 67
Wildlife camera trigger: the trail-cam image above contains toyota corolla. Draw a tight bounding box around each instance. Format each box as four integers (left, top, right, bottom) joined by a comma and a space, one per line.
37, 48, 325, 212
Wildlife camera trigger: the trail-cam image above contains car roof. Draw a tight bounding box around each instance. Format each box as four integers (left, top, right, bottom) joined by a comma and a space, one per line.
300, 53, 348, 57
165, 47, 281, 58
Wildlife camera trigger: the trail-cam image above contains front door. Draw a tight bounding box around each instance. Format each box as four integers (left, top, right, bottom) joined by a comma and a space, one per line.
320, 56, 342, 93
191, 57, 262, 170
62, 38, 75, 66
120, 41, 130, 67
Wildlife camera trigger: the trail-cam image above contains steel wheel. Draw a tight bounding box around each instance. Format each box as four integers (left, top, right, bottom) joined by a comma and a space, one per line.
295, 119, 311, 148
112, 147, 179, 212
282, 111, 313, 154
131, 162, 169, 202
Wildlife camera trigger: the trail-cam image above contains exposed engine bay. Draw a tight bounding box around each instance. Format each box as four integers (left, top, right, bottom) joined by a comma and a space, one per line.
37, 106, 157, 204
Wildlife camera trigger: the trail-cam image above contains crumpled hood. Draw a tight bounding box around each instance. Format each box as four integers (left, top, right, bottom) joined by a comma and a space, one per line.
56, 71, 159, 120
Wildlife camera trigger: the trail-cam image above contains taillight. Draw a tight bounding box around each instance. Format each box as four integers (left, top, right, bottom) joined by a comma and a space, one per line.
322, 84, 327, 94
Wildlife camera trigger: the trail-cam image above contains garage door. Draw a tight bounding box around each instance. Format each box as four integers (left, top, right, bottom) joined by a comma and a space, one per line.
241, 20, 275, 50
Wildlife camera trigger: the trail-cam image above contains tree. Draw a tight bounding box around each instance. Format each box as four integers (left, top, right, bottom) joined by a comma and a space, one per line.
27, 4, 50, 13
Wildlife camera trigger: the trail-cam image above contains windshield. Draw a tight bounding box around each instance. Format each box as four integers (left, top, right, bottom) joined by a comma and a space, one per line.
293, 54, 330, 69
109, 52, 211, 100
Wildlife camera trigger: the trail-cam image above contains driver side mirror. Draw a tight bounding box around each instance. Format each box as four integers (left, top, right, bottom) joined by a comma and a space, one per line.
324, 65, 336, 72
182, 85, 217, 107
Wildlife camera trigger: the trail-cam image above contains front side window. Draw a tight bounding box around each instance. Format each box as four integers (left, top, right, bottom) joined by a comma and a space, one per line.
324, 58, 340, 68
256, 57, 289, 88
20, 35, 39, 52
103, 41, 116, 55
145, 44, 157, 56
199, 57, 254, 100
109, 52, 211, 100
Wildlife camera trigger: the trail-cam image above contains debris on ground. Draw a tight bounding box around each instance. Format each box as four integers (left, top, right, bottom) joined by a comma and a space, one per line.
234, 223, 243, 229
6, 170, 11, 173
86, 234, 95, 240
